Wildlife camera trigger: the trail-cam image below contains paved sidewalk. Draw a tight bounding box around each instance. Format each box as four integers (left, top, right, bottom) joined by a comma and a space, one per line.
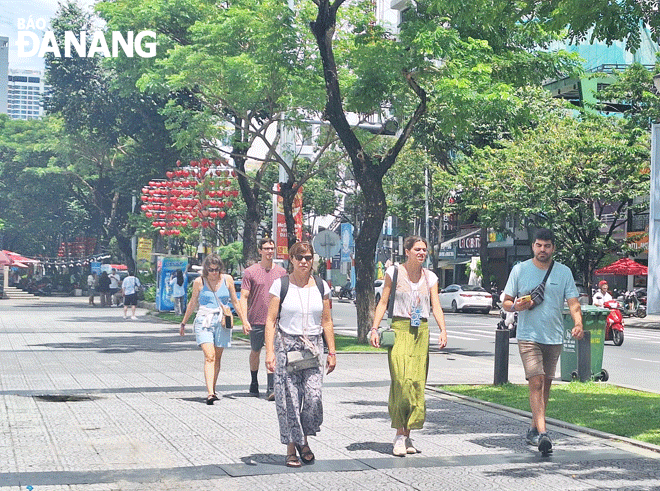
0, 297, 659, 490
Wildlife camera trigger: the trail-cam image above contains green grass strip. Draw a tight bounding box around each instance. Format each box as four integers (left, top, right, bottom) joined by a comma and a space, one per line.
441, 382, 660, 446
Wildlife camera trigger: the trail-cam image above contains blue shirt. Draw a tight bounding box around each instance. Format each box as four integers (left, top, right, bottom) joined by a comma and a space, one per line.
503, 259, 578, 344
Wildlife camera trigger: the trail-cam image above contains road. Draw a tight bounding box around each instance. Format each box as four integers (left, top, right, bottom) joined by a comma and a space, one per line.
331, 299, 660, 393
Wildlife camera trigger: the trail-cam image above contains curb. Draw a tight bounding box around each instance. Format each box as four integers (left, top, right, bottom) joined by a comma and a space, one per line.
428, 386, 660, 455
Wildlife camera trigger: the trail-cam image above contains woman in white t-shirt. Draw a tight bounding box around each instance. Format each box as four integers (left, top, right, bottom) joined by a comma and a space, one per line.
370, 236, 448, 457
265, 241, 336, 468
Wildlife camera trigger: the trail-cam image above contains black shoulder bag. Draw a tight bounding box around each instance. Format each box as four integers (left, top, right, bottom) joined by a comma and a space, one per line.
527, 261, 554, 310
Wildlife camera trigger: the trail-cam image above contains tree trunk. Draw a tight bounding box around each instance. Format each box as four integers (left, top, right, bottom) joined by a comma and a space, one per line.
310, 0, 426, 342
233, 119, 261, 265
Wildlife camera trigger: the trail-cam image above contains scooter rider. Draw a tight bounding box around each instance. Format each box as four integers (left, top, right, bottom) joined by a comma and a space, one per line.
593, 280, 612, 307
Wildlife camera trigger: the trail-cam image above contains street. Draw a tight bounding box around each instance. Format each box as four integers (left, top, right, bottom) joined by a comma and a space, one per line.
331, 300, 660, 393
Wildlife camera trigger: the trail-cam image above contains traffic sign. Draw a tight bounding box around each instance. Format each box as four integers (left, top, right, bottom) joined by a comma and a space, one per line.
313, 229, 341, 258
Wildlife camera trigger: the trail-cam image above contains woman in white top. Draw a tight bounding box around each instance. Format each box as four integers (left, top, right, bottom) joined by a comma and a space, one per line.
370, 236, 447, 457
265, 241, 336, 468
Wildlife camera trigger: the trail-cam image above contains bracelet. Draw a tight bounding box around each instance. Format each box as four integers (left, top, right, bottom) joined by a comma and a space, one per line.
327, 352, 336, 356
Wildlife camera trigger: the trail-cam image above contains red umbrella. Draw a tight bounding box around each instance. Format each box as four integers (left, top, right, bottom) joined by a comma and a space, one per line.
0, 251, 11, 266
1, 250, 40, 264
595, 258, 648, 276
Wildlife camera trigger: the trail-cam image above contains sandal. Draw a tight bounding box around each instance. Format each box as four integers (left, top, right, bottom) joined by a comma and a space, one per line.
206, 394, 218, 405
296, 444, 315, 464
286, 453, 301, 468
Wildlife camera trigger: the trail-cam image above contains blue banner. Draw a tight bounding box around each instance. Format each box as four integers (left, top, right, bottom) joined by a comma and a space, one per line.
156, 256, 189, 311
341, 223, 354, 263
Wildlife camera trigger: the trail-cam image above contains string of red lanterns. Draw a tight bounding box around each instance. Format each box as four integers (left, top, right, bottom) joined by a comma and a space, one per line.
139, 158, 239, 236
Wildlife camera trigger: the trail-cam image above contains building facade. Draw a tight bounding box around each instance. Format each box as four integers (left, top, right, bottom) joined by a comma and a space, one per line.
0, 36, 8, 115
7, 69, 47, 120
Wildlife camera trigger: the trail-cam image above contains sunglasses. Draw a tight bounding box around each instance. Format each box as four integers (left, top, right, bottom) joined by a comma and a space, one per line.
207, 267, 221, 272
294, 255, 313, 262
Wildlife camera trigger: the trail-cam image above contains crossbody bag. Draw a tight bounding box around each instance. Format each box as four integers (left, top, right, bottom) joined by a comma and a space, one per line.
377, 266, 398, 348
206, 277, 234, 329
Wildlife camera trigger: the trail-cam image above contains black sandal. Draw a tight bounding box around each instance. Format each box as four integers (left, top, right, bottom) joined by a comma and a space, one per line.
206, 394, 218, 405
296, 444, 315, 464
286, 453, 301, 468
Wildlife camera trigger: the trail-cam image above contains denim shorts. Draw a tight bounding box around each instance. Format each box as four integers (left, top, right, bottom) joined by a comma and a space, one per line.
194, 313, 232, 348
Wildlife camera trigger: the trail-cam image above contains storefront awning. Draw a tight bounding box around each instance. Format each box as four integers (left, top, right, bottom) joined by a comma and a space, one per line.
440, 229, 480, 249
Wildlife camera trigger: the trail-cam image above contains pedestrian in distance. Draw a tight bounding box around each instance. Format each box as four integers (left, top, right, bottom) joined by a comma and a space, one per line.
98, 271, 111, 307
370, 235, 447, 457
240, 238, 287, 400
180, 254, 248, 405
502, 228, 584, 456
108, 268, 121, 306
87, 272, 97, 306
265, 241, 337, 468
169, 269, 186, 316
121, 270, 141, 320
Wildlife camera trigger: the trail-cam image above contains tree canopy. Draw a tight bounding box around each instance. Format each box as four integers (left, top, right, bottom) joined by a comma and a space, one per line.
456, 106, 650, 290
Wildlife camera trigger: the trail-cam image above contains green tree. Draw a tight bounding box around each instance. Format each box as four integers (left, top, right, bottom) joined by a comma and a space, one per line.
99, 0, 338, 264
457, 109, 649, 292
46, 1, 183, 269
0, 115, 93, 256
596, 62, 660, 129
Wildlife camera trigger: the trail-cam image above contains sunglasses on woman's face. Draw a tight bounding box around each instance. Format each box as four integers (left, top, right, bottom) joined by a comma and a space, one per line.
207, 267, 221, 272
294, 255, 313, 262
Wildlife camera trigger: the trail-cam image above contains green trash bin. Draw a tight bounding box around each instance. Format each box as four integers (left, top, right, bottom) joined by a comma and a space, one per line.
560, 305, 609, 382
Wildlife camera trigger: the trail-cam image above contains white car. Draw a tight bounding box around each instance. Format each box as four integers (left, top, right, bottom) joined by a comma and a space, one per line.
440, 284, 492, 314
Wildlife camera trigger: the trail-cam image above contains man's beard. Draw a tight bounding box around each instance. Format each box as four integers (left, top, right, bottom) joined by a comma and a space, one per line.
535, 253, 551, 263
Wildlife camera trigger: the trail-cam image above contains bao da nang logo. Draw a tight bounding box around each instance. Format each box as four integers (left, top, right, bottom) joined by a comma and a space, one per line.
16, 17, 157, 58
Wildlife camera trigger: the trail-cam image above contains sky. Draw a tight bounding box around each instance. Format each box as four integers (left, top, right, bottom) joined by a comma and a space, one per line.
0, 0, 96, 72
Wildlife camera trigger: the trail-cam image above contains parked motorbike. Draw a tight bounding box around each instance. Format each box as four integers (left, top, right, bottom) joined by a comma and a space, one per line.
26, 278, 53, 296
603, 299, 624, 346
617, 290, 647, 318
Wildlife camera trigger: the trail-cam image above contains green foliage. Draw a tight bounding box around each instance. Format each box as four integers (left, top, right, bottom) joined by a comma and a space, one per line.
596, 62, 660, 129
0, 115, 94, 255
216, 241, 244, 275
443, 382, 660, 446
456, 107, 649, 286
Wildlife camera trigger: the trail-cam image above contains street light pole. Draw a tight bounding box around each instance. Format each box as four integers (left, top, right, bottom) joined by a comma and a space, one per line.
648, 123, 660, 314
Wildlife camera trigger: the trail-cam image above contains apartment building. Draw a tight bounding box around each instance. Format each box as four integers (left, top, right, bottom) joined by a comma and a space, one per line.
0, 36, 7, 115
6, 68, 47, 120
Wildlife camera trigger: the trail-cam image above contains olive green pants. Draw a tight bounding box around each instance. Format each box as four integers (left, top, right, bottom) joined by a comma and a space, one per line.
388, 317, 429, 430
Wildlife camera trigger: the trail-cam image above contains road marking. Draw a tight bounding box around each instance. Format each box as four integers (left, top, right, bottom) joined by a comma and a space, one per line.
630, 358, 660, 364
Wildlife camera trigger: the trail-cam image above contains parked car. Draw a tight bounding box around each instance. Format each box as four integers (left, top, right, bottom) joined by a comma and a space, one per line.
374, 279, 385, 304
440, 284, 492, 314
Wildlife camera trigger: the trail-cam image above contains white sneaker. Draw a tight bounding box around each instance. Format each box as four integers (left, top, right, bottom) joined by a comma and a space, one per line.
131, 315, 137, 320
393, 435, 407, 457
123, 314, 127, 320
405, 437, 418, 454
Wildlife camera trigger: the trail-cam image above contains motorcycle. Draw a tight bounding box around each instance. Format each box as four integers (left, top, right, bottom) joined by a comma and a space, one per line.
338, 283, 355, 301
617, 290, 647, 318
603, 299, 624, 346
